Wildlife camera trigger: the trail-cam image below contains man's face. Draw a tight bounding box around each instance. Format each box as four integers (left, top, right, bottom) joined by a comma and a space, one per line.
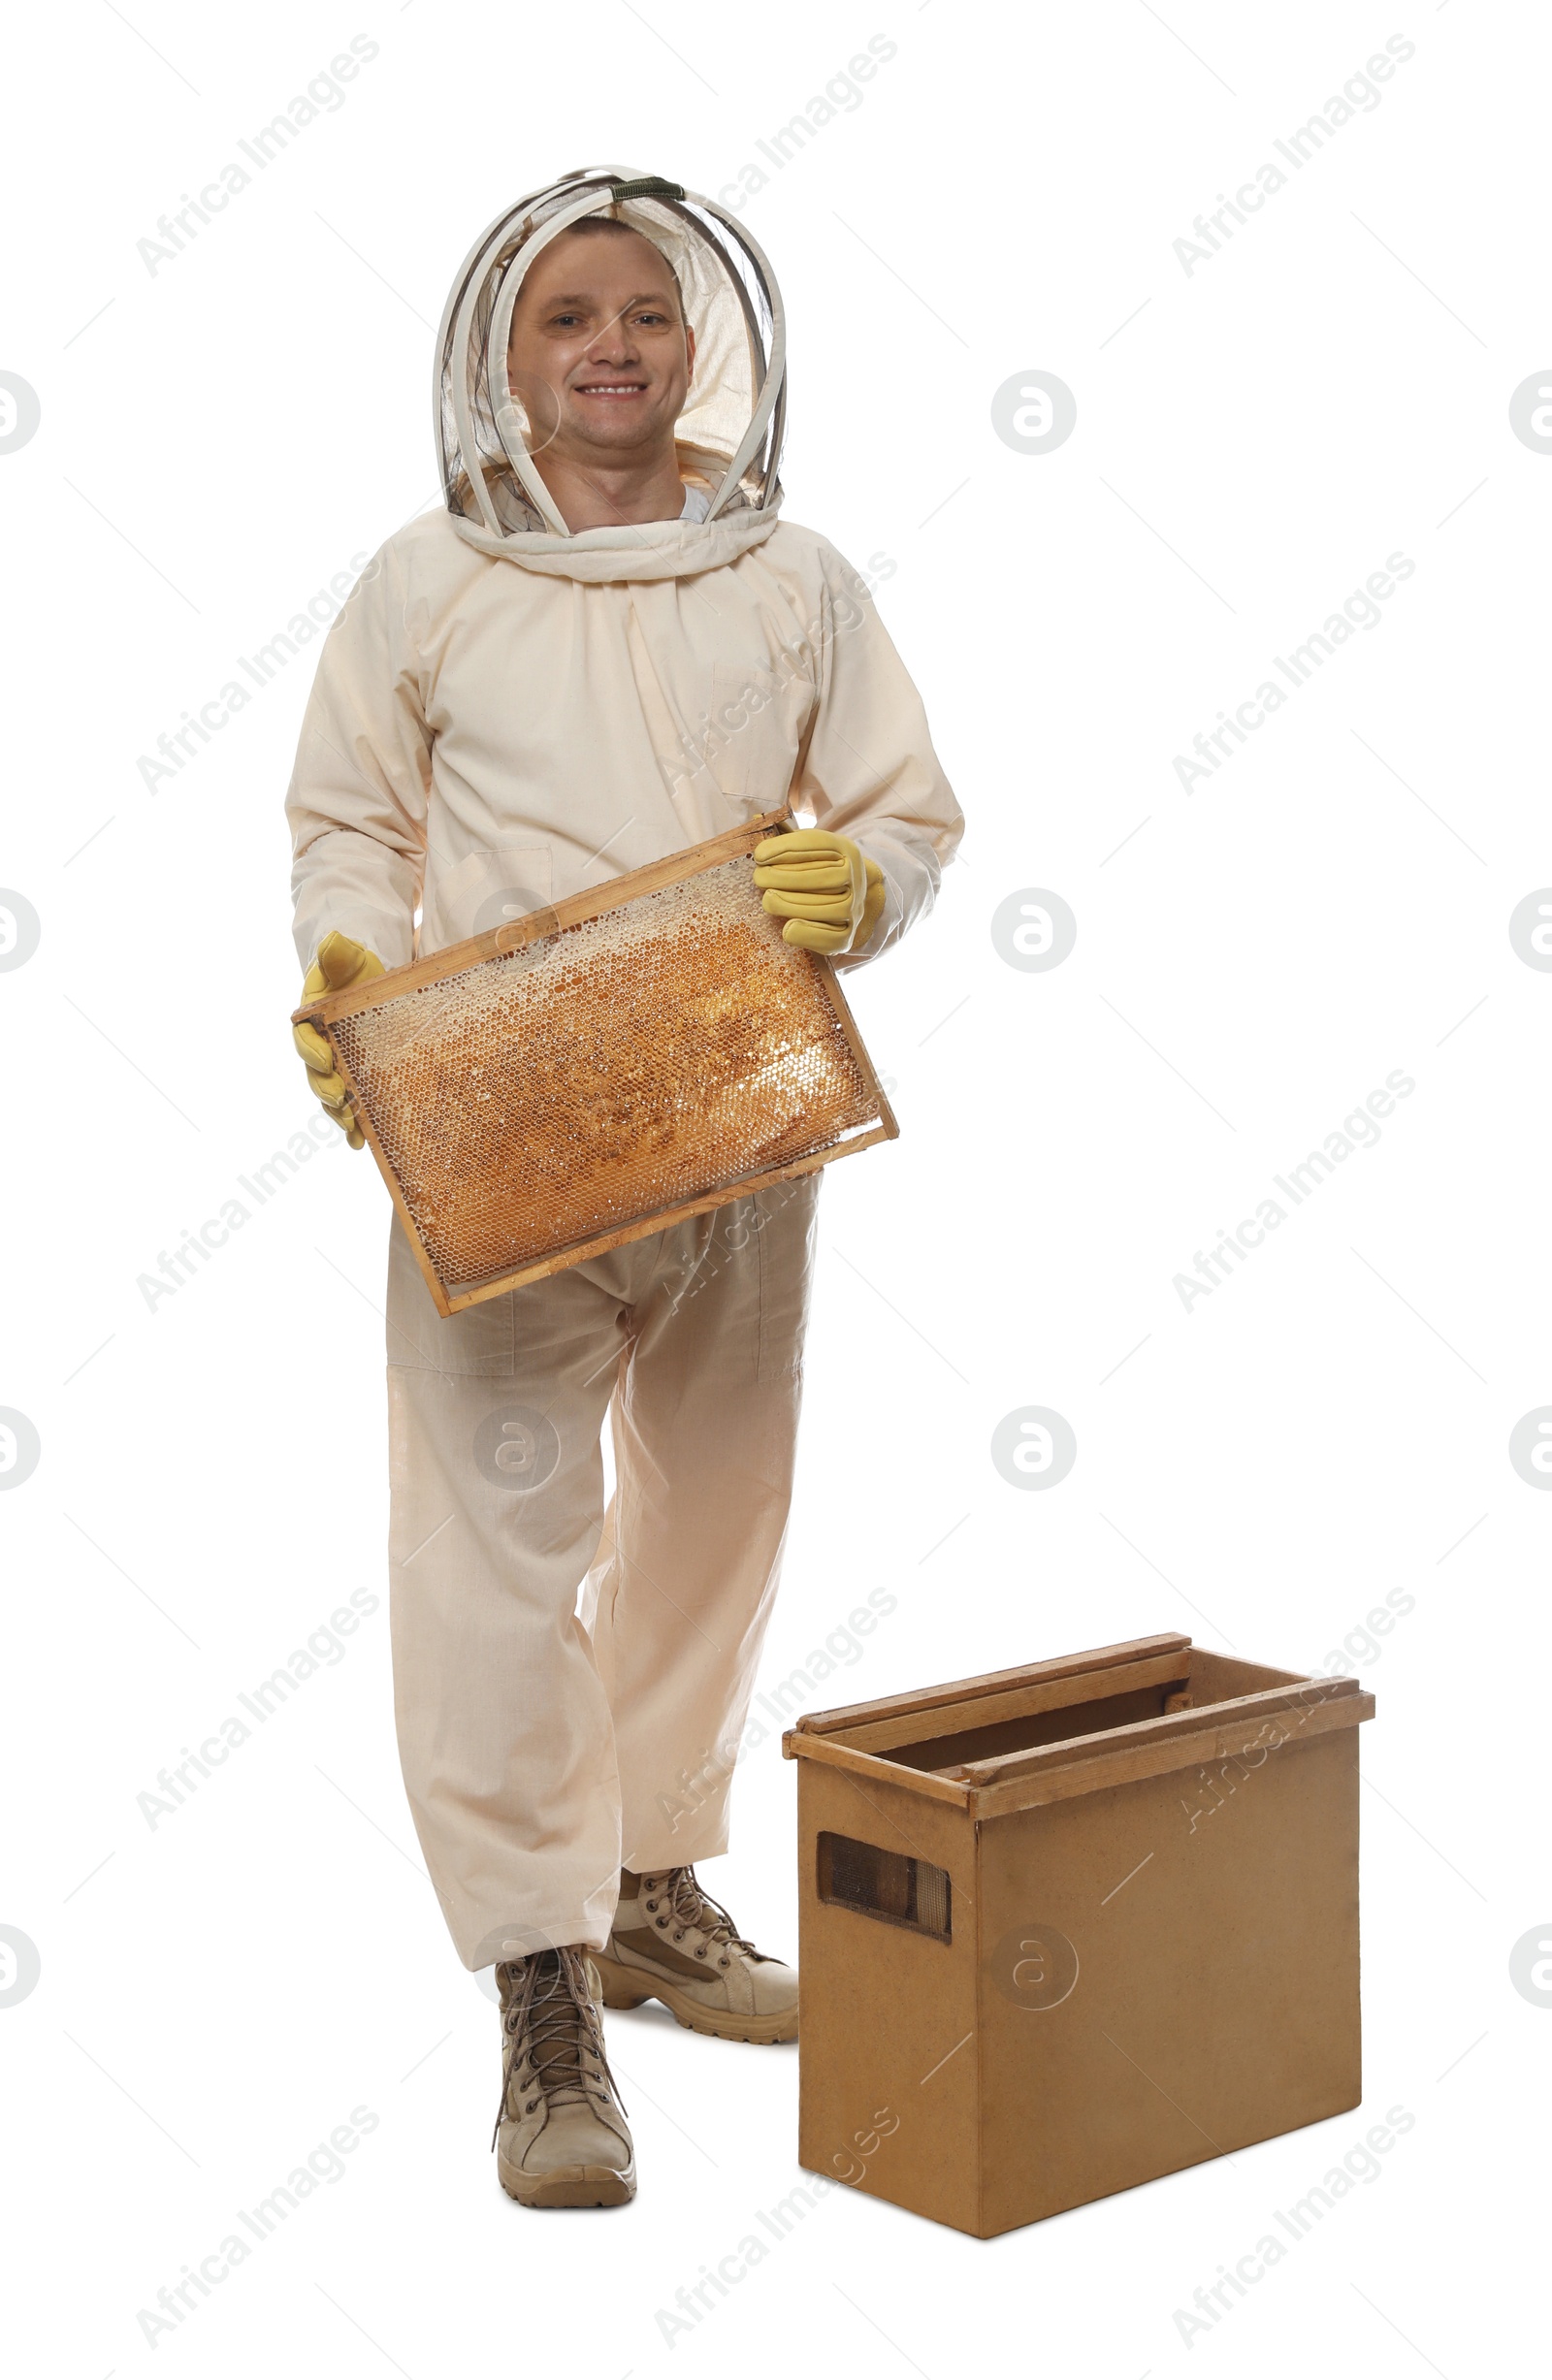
505, 227, 694, 464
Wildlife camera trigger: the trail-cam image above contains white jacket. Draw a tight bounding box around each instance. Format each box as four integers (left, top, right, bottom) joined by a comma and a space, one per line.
285, 499, 963, 976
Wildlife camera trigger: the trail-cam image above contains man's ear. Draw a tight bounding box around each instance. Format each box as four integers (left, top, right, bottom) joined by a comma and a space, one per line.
685, 323, 695, 385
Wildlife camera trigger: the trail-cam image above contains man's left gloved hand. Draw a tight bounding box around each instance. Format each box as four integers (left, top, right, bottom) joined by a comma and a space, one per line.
752, 828, 887, 957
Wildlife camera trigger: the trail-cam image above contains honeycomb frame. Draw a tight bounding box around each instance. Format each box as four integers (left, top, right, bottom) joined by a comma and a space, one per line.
293, 809, 899, 1315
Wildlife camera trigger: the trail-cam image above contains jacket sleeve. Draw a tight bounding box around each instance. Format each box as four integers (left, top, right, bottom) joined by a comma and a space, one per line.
285, 540, 431, 974
792, 541, 964, 968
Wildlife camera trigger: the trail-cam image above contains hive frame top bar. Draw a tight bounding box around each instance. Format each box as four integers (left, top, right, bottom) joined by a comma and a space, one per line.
788, 1632, 1197, 1738
291, 805, 793, 1032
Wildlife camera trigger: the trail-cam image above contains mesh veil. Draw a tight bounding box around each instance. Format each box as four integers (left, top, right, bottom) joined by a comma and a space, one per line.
434, 166, 787, 538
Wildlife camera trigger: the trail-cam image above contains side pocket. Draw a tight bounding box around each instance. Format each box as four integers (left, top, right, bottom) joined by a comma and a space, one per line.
755, 1172, 822, 1383
420, 845, 555, 951
707, 661, 807, 816
386, 1213, 516, 1376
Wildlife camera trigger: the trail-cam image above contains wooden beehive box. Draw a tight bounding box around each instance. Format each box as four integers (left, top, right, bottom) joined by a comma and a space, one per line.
784, 1632, 1374, 2238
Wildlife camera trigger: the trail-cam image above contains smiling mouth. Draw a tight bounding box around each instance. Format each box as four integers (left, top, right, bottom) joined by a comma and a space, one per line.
574, 382, 647, 399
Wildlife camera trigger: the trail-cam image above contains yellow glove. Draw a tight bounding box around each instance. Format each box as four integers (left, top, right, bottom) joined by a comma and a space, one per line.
292, 930, 385, 1150
752, 828, 887, 956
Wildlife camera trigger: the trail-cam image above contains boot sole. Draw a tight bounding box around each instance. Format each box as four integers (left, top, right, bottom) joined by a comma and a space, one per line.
498, 2150, 636, 2207
592, 1950, 797, 2043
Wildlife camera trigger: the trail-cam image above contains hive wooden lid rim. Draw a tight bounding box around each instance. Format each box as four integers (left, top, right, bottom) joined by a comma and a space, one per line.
783, 1634, 1374, 1817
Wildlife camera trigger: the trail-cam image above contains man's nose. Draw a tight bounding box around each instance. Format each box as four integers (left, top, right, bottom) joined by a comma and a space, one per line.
587, 317, 640, 364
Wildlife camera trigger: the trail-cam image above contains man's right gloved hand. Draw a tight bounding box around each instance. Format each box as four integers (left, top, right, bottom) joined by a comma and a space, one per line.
753, 828, 887, 956
292, 930, 385, 1149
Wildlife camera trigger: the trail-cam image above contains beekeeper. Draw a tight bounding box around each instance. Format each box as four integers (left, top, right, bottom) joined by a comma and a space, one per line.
287, 168, 962, 2208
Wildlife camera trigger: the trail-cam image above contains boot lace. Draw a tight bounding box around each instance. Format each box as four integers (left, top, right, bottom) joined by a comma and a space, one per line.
490, 1946, 629, 2150
645, 1866, 757, 1955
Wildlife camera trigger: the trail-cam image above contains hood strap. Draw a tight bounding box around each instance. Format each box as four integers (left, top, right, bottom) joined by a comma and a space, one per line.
611, 177, 684, 202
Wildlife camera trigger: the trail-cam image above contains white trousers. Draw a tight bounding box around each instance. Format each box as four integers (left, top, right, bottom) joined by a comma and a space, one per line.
384, 1175, 820, 1969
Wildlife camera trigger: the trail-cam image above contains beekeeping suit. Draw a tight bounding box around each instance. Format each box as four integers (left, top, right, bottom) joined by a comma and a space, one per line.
286, 169, 963, 1970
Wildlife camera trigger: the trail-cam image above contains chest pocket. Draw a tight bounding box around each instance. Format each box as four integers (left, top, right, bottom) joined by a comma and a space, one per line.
705, 660, 809, 815
420, 845, 555, 954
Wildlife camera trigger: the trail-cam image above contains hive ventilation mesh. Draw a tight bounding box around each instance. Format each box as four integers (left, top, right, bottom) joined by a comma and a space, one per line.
330, 856, 885, 1300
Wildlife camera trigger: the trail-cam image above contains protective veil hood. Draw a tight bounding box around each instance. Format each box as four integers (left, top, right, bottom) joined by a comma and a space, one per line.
436, 167, 787, 582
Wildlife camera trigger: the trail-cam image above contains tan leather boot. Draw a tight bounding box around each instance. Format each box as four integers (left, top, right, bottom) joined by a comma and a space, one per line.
593, 1867, 798, 2043
492, 1947, 635, 2206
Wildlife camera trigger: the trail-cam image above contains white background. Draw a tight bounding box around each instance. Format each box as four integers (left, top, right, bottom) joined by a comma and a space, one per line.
2, 1, 1546, 2371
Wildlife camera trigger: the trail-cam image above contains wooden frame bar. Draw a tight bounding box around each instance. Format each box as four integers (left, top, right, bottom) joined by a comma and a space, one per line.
789, 1632, 1192, 1739
961, 1680, 1372, 1817
828, 1648, 1194, 1757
